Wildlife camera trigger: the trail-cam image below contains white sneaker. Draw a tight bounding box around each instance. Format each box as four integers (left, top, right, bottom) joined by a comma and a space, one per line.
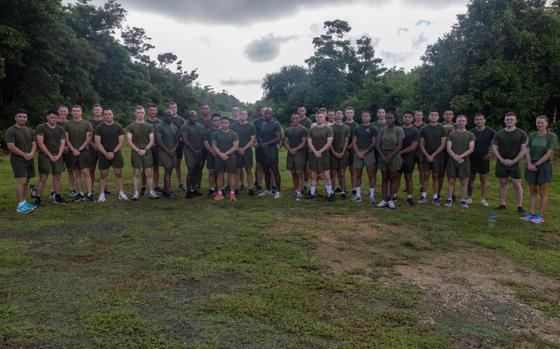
131, 191, 140, 201
352, 195, 362, 202
273, 191, 282, 199
118, 192, 129, 201
97, 193, 106, 203
444, 201, 453, 208
465, 198, 473, 204
388, 200, 396, 209
148, 190, 159, 199
480, 199, 489, 207
258, 190, 273, 197
377, 200, 387, 208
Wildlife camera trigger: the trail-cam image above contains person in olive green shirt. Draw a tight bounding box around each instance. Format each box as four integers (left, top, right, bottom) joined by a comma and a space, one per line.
127, 105, 158, 200
57, 104, 76, 196
204, 114, 222, 197
307, 110, 334, 201
284, 113, 309, 200
352, 110, 379, 203
232, 109, 257, 195
439, 109, 457, 196
398, 111, 420, 206
376, 112, 404, 209
344, 106, 359, 187
522, 115, 558, 224
212, 117, 239, 201
492, 112, 528, 214
297, 105, 312, 190
35, 109, 66, 206
444, 115, 475, 208
181, 111, 205, 198
157, 110, 180, 197
88, 104, 104, 189
146, 103, 163, 193
169, 102, 186, 192
414, 110, 427, 195
5, 110, 37, 214
94, 109, 127, 202
330, 111, 350, 198
65, 105, 94, 202
419, 111, 448, 206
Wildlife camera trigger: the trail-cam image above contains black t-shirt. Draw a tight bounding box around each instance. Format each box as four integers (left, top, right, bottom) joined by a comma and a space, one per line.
470, 127, 496, 156
401, 126, 420, 151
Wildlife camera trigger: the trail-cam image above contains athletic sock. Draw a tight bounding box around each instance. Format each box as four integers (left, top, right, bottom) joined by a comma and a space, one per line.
18, 201, 26, 206
326, 185, 333, 195
433, 194, 438, 200
447, 197, 453, 202
369, 188, 375, 198
310, 186, 317, 195
421, 192, 427, 198
407, 194, 412, 199
355, 187, 361, 197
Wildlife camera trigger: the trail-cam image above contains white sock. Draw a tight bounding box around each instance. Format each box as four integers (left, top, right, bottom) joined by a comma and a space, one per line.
369, 188, 375, 197
326, 185, 333, 195
421, 192, 427, 198
19, 201, 26, 206
447, 197, 453, 202
433, 194, 438, 199
310, 185, 317, 195
407, 194, 412, 199
355, 187, 361, 197
230, 190, 235, 194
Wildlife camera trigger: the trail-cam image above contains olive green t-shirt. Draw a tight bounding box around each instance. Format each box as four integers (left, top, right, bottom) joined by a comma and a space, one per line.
353, 124, 378, 151
420, 124, 448, 154
180, 122, 205, 150
379, 126, 405, 151
5, 125, 34, 156
64, 119, 93, 148
373, 120, 387, 130
157, 122, 179, 149
401, 126, 420, 150
198, 116, 213, 129
527, 131, 558, 161
345, 120, 359, 139
204, 127, 220, 144
126, 122, 154, 148
285, 125, 308, 149
331, 124, 351, 152
35, 123, 64, 154
308, 125, 333, 151
57, 120, 66, 128
491, 128, 528, 160
172, 115, 185, 130
95, 122, 125, 151
212, 129, 239, 152
442, 122, 456, 135
300, 116, 313, 130
232, 122, 257, 148
146, 118, 162, 133
448, 130, 475, 155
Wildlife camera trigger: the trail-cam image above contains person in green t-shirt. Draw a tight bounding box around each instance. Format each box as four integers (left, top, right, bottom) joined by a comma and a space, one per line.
181, 111, 206, 198
330, 111, 351, 198
169, 102, 186, 192
64, 105, 94, 202
284, 113, 308, 200
157, 110, 180, 197
413, 110, 427, 195
491, 112, 528, 214
376, 112, 404, 209
297, 105, 312, 190
398, 111, 420, 206
88, 104, 104, 189
203, 114, 222, 197
127, 105, 158, 200
57, 104, 76, 196
35, 109, 66, 206
94, 109, 127, 202
344, 106, 359, 188
351, 110, 379, 203
307, 110, 334, 201
444, 115, 475, 208
5, 110, 37, 214
232, 109, 257, 195
212, 117, 239, 201
146, 103, 163, 193
419, 111, 448, 206
522, 116, 558, 224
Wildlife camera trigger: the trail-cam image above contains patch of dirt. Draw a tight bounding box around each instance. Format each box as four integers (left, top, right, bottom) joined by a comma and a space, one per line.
392, 249, 560, 345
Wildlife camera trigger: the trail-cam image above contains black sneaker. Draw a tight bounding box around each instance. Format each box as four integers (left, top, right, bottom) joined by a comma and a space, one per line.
177, 184, 186, 192
255, 185, 263, 193
334, 187, 342, 194
303, 186, 309, 194
496, 204, 506, 210
305, 193, 316, 200
33, 197, 42, 207
74, 193, 85, 202
352, 189, 356, 196
327, 193, 335, 202
104, 190, 111, 195
208, 189, 215, 197
155, 186, 163, 193
50, 191, 56, 199
340, 192, 347, 199
140, 187, 146, 196
248, 189, 255, 196
69, 190, 77, 197
235, 189, 239, 195
53, 194, 66, 204
87, 193, 95, 203
406, 197, 414, 206
517, 206, 525, 215
30, 185, 37, 198
193, 189, 202, 196
186, 191, 194, 199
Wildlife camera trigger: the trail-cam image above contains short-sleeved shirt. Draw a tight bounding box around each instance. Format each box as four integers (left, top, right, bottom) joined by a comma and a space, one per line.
420, 124, 448, 154
470, 127, 496, 156
300, 117, 313, 130
401, 126, 420, 150
345, 121, 359, 138
126, 122, 154, 148
212, 129, 239, 152
330, 124, 351, 153
204, 127, 221, 144
527, 131, 558, 161
35, 123, 64, 154
285, 125, 308, 149
414, 122, 427, 130
232, 122, 257, 148
373, 121, 387, 130
64, 119, 93, 148
441, 122, 456, 135
198, 116, 213, 129
259, 120, 282, 145
180, 122, 205, 150
172, 115, 185, 130
491, 128, 528, 160
5, 125, 34, 157
146, 117, 163, 133
448, 130, 475, 155
308, 126, 333, 151
353, 124, 378, 150
157, 122, 179, 149
379, 126, 405, 151
94, 122, 125, 151
89, 118, 103, 131
56, 120, 67, 128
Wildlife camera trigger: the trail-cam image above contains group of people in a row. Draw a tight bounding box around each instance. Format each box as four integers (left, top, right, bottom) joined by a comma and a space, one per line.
4, 103, 557, 223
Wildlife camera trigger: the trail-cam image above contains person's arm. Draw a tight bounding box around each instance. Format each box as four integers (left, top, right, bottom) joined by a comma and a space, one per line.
146, 132, 155, 151
66, 132, 78, 154
36, 133, 53, 158
319, 136, 334, 154
211, 140, 223, 158
432, 136, 447, 157
535, 148, 555, 166
352, 135, 359, 154
115, 134, 125, 153
458, 140, 475, 159
78, 131, 91, 152
307, 137, 317, 154
224, 140, 239, 156
262, 125, 283, 147
401, 138, 417, 155
386, 134, 403, 160
55, 137, 65, 160
182, 131, 196, 152
511, 144, 527, 165
157, 132, 172, 155
94, 134, 109, 157
127, 132, 143, 154
241, 135, 256, 152
420, 137, 430, 158
492, 144, 505, 164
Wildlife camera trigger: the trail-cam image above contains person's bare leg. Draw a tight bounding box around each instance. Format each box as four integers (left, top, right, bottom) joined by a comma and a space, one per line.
405, 173, 413, 196
74, 169, 83, 193
82, 168, 92, 193
115, 168, 124, 193
16, 177, 29, 203
480, 174, 488, 201
529, 184, 537, 214
132, 169, 141, 193
153, 165, 160, 189
539, 183, 549, 215
245, 168, 253, 190
37, 173, 49, 198
52, 174, 61, 194
460, 178, 468, 202
144, 168, 154, 192
99, 170, 109, 194
390, 171, 400, 199
163, 167, 172, 193
499, 178, 508, 206
216, 172, 224, 191
512, 178, 523, 208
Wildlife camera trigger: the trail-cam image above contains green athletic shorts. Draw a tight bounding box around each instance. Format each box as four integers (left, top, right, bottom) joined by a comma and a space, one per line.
421, 154, 445, 174
206, 153, 215, 170
38, 153, 65, 174
98, 152, 124, 170
131, 151, 153, 169
378, 150, 402, 172
309, 152, 331, 172
401, 153, 415, 174
185, 148, 204, 168
159, 149, 177, 169
495, 162, 521, 179
261, 147, 279, 166
287, 152, 306, 171
215, 155, 237, 173
236, 149, 253, 169
68, 149, 92, 170
89, 147, 99, 170
447, 159, 471, 179
525, 161, 553, 185
10, 156, 35, 178
352, 150, 375, 168
330, 152, 348, 170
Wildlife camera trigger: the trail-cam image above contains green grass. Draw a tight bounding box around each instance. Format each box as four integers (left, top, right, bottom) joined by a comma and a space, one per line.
0, 149, 559, 348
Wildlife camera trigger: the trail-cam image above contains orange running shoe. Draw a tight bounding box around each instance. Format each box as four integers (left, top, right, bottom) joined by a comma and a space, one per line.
229, 192, 237, 201
214, 191, 224, 201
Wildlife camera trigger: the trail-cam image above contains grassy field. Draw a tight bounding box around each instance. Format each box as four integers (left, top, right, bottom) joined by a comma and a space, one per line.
1, 148, 559, 348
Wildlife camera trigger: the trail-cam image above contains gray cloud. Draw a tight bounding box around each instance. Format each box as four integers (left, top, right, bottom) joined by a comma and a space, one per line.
93, 0, 465, 25
380, 50, 411, 65
244, 34, 297, 62
412, 32, 428, 48
414, 19, 433, 26
221, 78, 262, 86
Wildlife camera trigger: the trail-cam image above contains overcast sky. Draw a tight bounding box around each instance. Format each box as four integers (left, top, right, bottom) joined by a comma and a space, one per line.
91, 0, 467, 103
